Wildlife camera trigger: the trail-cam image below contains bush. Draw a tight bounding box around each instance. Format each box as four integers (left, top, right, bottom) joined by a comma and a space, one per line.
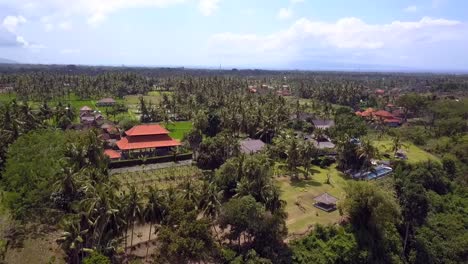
119, 118, 140, 131
82, 252, 111, 264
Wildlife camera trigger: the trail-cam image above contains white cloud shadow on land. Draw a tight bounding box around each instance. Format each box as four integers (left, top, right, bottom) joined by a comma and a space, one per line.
208, 16, 466, 67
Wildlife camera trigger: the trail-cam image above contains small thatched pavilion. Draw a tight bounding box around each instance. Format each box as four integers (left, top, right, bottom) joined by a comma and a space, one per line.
313, 193, 338, 212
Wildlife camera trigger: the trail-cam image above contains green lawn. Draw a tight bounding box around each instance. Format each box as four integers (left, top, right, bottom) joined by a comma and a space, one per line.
371, 136, 439, 164
124, 91, 172, 105
0, 92, 16, 104
277, 164, 348, 235
165, 121, 193, 140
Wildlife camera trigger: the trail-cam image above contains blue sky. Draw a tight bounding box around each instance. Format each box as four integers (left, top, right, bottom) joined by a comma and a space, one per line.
0, 0, 467, 71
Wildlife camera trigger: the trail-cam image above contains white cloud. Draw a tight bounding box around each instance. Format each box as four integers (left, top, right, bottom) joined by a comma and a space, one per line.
278, 8, 293, 20
4, 0, 219, 26
60, 48, 80, 54
209, 16, 465, 65
404, 5, 418, 12
0, 15, 37, 48
58, 21, 72, 31
2, 15, 27, 32
198, 0, 220, 16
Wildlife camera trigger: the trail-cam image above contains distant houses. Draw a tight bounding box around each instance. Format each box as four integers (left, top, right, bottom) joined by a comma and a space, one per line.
356, 107, 402, 127
79, 105, 104, 125
96, 98, 116, 107
240, 138, 266, 154
311, 119, 335, 130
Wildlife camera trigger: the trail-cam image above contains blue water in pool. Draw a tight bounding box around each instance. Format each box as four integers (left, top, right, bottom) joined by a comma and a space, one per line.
365, 167, 393, 180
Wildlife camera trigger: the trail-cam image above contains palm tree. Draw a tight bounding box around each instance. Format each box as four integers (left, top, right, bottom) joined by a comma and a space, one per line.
356, 140, 378, 171
125, 185, 144, 250
391, 134, 403, 156
144, 186, 166, 259
180, 179, 199, 207
57, 219, 87, 264
53, 167, 83, 211
79, 183, 124, 252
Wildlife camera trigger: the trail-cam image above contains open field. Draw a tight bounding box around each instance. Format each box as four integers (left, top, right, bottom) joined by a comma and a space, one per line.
371, 136, 439, 163
0, 191, 65, 263
165, 121, 193, 140
277, 164, 348, 235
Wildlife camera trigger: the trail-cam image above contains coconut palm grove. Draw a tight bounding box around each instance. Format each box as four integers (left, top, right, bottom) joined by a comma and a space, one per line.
0, 64, 466, 263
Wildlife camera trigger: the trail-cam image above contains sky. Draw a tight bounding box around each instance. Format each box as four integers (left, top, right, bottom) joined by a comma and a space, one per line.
0, 0, 467, 71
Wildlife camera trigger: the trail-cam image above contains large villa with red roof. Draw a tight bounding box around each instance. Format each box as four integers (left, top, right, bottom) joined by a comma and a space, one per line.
106, 124, 181, 160
356, 108, 402, 127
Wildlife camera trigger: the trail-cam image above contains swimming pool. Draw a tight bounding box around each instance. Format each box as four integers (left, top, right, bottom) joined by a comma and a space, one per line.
365, 166, 393, 180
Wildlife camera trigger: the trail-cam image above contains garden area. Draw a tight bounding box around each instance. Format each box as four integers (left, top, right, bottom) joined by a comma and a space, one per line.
370, 135, 439, 164
113, 165, 203, 190
276, 165, 348, 235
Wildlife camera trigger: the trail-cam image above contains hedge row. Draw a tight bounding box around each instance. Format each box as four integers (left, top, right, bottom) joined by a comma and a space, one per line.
109, 153, 193, 168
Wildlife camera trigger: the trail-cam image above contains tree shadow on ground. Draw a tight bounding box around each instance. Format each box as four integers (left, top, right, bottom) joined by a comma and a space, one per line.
290, 178, 323, 188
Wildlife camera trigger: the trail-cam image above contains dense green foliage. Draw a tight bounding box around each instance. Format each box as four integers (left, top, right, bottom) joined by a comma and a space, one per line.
0, 66, 466, 263
2, 130, 67, 220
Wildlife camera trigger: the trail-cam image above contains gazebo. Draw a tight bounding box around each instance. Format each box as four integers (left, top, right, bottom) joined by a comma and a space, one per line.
313, 193, 338, 212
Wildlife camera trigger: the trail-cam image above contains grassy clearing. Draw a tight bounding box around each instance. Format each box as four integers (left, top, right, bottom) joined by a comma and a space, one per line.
277, 164, 348, 234
0, 92, 16, 104
124, 91, 171, 105
371, 135, 439, 164
165, 121, 193, 140
0, 191, 65, 263
4, 231, 65, 264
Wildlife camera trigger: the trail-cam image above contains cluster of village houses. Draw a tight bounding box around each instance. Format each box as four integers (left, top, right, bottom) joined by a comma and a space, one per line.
77, 98, 182, 162
78, 88, 405, 167
73, 89, 404, 213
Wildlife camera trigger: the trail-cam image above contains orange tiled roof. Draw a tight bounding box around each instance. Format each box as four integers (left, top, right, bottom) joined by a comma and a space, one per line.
116, 134, 180, 150
104, 149, 121, 159
125, 124, 169, 136
373, 110, 394, 118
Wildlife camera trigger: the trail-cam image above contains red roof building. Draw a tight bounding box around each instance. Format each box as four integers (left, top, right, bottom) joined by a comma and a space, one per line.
356, 108, 402, 126
104, 149, 121, 160
356, 108, 375, 117
116, 124, 180, 151
373, 110, 394, 119
375, 89, 385, 95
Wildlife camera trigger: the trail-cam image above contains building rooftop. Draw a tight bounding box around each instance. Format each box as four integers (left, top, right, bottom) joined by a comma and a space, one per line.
125, 124, 170, 137
313, 140, 336, 149
116, 134, 180, 150
313, 193, 338, 205
373, 110, 394, 118
97, 98, 116, 103
80, 106, 92, 111
104, 149, 121, 159
312, 119, 335, 129
240, 138, 266, 154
